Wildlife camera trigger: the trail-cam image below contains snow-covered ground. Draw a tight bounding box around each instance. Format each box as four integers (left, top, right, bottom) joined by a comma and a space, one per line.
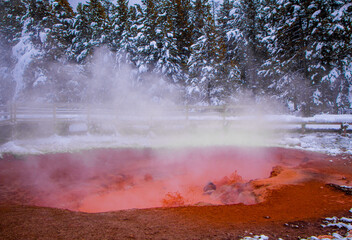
241, 209, 352, 240
279, 132, 352, 155
0, 128, 351, 156
0, 134, 152, 155
0, 113, 351, 155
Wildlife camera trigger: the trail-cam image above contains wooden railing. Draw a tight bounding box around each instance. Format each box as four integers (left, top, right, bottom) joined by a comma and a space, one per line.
0, 103, 351, 135
0, 103, 241, 125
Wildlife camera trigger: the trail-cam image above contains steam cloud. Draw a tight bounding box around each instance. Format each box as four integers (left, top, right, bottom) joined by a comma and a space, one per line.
4, 46, 286, 149
0, 47, 291, 213
0, 147, 280, 212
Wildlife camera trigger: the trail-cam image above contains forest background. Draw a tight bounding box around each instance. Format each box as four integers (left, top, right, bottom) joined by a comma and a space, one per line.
0, 0, 351, 116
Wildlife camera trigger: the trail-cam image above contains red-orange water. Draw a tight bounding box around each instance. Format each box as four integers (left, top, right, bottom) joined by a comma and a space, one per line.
0, 147, 321, 212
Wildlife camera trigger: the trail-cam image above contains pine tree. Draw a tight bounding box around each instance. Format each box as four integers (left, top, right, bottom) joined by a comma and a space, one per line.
70, 0, 107, 63
260, 0, 352, 114
86, 0, 108, 46
0, 0, 26, 46
174, 0, 192, 72
313, 0, 352, 113
69, 3, 90, 62
48, 0, 74, 60
10, 0, 56, 101
99, 0, 114, 44
116, 4, 138, 66
227, 0, 267, 95
109, 0, 129, 51
191, 0, 210, 41
133, 0, 161, 79
0, 0, 26, 103
155, 0, 183, 83
114, 4, 142, 70
188, 1, 224, 104
216, 0, 241, 99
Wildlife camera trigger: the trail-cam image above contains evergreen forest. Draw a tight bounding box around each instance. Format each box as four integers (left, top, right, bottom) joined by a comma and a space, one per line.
0, 0, 351, 116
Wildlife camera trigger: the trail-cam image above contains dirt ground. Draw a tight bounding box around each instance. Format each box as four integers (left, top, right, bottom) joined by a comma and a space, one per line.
1, 147, 352, 239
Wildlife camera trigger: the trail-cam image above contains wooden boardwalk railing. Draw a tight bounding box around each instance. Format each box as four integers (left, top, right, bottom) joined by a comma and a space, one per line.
0, 103, 351, 137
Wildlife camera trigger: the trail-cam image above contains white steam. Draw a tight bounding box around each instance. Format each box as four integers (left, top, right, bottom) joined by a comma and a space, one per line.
3, 46, 288, 151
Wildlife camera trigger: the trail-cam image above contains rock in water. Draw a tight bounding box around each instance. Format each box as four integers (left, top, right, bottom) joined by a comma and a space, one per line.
203, 182, 216, 194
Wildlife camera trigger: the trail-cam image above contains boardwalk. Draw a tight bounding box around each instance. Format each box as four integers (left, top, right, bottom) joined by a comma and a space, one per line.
0, 103, 351, 140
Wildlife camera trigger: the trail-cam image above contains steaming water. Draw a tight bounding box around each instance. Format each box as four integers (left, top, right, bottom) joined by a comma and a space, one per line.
3, 46, 349, 213
0, 147, 283, 212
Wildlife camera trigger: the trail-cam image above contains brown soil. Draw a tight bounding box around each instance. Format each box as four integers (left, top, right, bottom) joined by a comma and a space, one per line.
1, 147, 352, 239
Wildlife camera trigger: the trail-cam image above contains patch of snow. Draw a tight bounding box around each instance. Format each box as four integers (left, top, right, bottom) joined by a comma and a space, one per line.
312, 114, 352, 123
340, 217, 352, 222
278, 132, 352, 155
139, 64, 148, 73
33, 74, 47, 87
333, 24, 345, 31
322, 217, 352, 231
298, 216, 352, 239
12, 18, 42, 98
332, 3, 352, 21
0, 134, 152, 155
150, 41, 157, 49
69, 123, 88, 132
322, 68, 340, 83
39, 31, 47, 43
0, 141, 41, 155
311, 10, 321, 18
313, 89, 322, 105
241, 235, 269, 240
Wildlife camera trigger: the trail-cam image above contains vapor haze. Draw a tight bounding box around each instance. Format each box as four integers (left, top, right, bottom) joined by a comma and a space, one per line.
0, 45, 287, 212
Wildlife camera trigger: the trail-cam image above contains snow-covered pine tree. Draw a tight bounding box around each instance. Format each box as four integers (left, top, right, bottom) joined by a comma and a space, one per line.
0, 0, 26, 46
46, 0, 88, 103
133, 0, 160, 79
86, 0, 109, 49
226, 0, 266, 95
188, 0, 225, 105
173, 0, 192, 73
11, 0, 56, 101
256, 0, 307, 113
216, 0, 241, 100
191, 0, 209, 42
70, 0, 107, 63
260, 0, 351, 114
312, 0, 352, 113
115, 4, 139, 67
0, 0, 26, 103
69, 3, 91, 62
114, 3, 142, 69
154, 0, 183, 84
49, 0, 74, 60
109, 0, 129, 51
99, 0, 115, 44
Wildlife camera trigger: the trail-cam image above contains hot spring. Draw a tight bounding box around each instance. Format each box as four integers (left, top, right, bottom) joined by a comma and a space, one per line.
0, 146, 311, 212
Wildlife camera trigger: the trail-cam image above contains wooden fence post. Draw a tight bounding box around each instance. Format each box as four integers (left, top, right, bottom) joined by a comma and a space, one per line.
10, 102, 16, 140
222, 104, 227, 128
87, 105, 91, 133
9, 102, 13, 123
149, 111, 154, 131
53, 104, 57, 134
341, 123, 348, 136
87, 105, 91, 123
11, 102, 17, 123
